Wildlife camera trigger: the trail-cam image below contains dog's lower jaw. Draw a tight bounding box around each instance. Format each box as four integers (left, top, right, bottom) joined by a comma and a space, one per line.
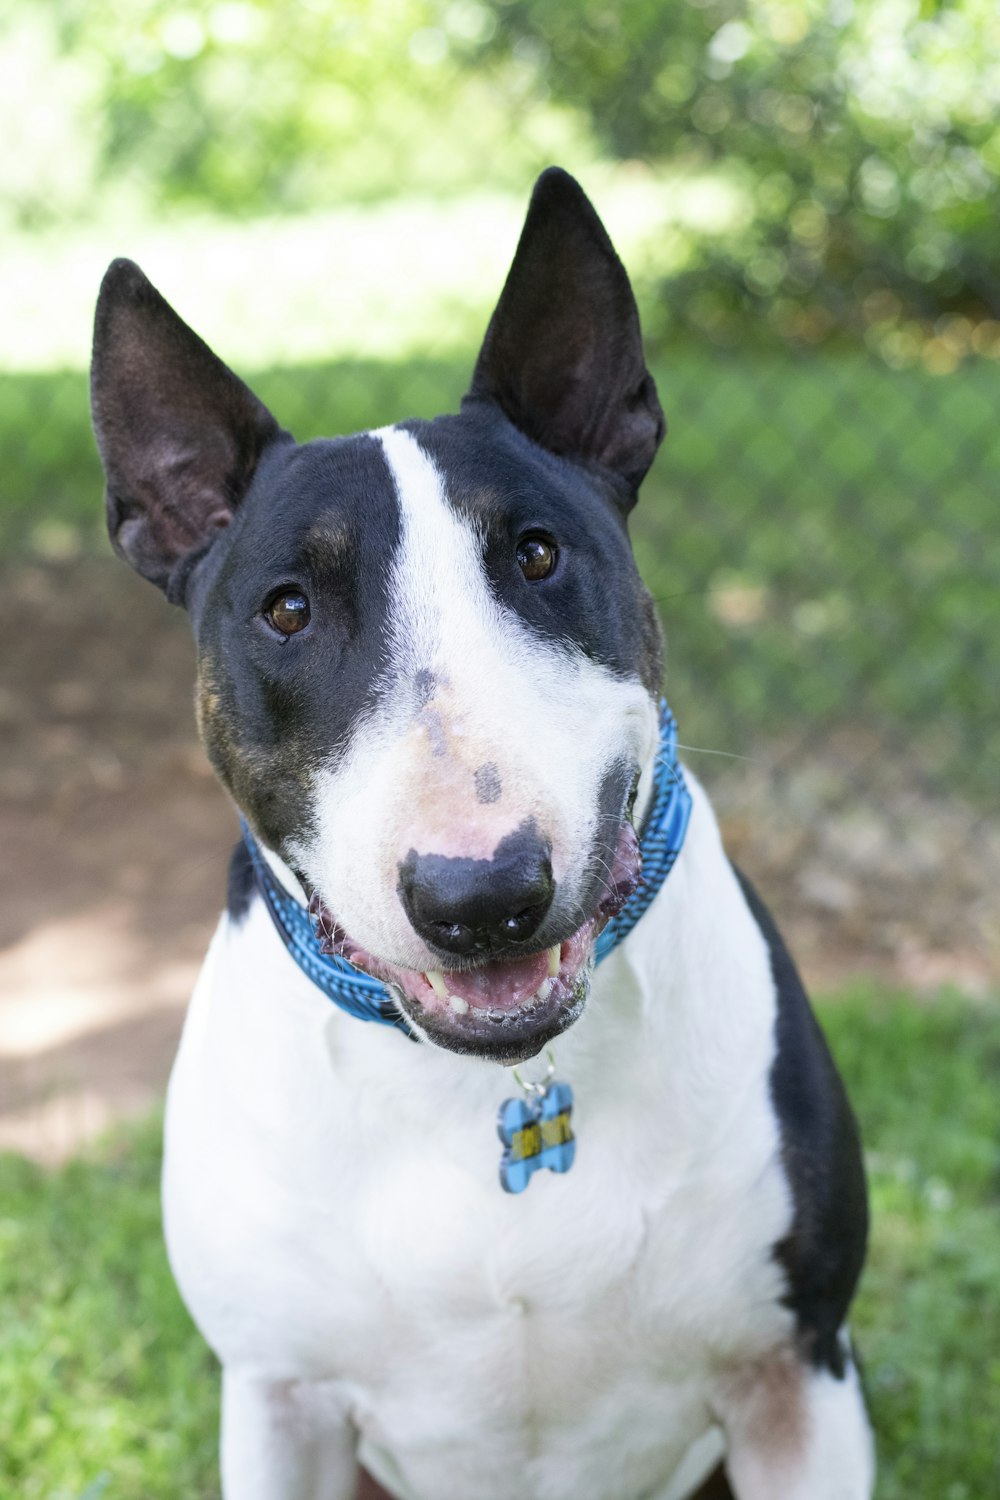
314, 915, 597, 1062
395, 965, 593, 1064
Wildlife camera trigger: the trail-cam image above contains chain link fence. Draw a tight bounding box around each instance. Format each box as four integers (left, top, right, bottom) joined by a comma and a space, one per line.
2, 0, 998, 993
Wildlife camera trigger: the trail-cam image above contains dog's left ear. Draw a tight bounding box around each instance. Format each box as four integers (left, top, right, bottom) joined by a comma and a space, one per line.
466, 168, 664, 496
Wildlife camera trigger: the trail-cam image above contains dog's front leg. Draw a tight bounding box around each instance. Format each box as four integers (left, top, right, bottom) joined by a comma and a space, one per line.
715, 1352, 874, 1500
221, 1371, 360, 1500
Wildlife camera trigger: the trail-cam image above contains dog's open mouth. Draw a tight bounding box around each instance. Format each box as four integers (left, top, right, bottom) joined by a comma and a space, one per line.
307, 821, 641, 1061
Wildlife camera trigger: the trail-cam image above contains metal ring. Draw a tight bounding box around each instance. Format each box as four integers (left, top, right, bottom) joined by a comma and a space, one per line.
511, 1049, 556, 1098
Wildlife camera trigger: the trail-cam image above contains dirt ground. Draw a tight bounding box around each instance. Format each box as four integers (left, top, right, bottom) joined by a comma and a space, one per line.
2, 558, 996, 1162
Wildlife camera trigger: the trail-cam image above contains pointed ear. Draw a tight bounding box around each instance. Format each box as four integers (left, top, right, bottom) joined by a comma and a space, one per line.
90, 259, 282, 596
466, 168, 665, 493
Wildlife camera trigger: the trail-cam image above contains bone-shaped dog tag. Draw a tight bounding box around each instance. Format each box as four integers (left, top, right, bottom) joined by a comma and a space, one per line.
497, 1078, 575, 1193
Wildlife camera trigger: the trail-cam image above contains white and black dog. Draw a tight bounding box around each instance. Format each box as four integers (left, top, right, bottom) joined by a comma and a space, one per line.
91, 169, 873, 1500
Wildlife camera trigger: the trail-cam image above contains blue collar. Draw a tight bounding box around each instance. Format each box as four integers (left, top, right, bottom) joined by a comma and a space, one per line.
242, 699, 691, 1041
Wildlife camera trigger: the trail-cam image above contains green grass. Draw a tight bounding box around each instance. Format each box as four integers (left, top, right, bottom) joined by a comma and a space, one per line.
0, 1121, 218, 1500
832, 989, 1000, 1498
3, 348, 998, 794
1, 989, 998, 1498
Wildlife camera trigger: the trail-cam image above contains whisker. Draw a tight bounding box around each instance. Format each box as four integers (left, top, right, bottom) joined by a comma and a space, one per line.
649, 586, 717, 605
674, 742, 759, 765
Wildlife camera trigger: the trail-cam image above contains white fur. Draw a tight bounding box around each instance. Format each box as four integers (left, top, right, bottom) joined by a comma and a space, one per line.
286, 427, 658, 970
722, 1361, 874, 1499
163, 775, 873, 1500
164, 423, 872, 1497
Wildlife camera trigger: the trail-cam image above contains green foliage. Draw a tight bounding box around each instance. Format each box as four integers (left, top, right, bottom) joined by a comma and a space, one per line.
474, 0, 1000, 346
1, 992, 998, 1495
0, 0, 586, 228
5, 0, 998, 343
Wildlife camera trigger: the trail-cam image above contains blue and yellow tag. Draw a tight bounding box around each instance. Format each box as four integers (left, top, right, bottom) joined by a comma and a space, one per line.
497, 1080, 576, 1193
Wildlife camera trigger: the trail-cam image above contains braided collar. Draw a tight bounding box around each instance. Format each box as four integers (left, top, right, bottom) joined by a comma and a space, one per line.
242, 699, 691, 1040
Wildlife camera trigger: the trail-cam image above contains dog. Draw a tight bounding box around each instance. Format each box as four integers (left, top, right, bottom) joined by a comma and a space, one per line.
90, 168, 873, 1500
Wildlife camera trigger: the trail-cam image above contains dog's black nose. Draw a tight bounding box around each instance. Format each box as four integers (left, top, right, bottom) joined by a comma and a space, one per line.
398, 826, 554, 957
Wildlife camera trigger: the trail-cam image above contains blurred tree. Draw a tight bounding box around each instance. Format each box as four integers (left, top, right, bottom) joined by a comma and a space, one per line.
3, 0, 997, 347
470, 0, 1000, 347
0, 0, 584, 224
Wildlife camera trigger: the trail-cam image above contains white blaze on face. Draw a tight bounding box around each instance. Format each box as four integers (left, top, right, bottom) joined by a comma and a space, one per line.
290, 425, 658, 969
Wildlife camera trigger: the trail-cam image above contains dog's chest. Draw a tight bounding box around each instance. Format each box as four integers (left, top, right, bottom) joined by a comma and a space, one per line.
285, 1074, 789, 1499
170, 1039, 790, 1497
165, 886, 795, 1499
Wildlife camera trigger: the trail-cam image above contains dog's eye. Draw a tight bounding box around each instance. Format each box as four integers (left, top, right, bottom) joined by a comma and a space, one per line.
265, 591, 311, 636
516, 534, 557, 582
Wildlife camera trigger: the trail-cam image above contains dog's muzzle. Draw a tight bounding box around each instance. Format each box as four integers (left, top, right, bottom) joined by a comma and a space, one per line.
309, 820, 642, 1063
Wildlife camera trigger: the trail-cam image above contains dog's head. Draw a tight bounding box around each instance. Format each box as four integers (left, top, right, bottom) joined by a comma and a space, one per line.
91, 169, 666, 1063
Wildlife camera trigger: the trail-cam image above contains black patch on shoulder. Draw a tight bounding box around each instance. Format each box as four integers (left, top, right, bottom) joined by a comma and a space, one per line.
734, 865, 868, 1378
227, 837, 258, 924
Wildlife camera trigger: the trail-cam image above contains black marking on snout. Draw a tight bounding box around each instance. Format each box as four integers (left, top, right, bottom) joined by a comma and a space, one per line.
398, 818, 554, 958
474, 762, 502, 804
420, 706, 449, 759
414, 670, 448, 758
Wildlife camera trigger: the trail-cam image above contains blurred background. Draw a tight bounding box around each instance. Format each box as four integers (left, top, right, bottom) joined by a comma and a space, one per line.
1, 2, 998, 1494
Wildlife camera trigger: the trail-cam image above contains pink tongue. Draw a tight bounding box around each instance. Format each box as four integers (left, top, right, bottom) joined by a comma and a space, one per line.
443, 949, 551, 1011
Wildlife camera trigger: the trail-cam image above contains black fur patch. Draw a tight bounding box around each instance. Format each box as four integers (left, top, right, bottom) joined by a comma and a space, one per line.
192, 434, 401, 855
735, 866, 868, 1377
227, 837, 258, 925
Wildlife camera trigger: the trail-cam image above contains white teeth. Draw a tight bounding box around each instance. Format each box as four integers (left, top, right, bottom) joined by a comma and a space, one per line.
536, 978, 555, 1002
547, 945, 561, 977
426, 971, 469, 1016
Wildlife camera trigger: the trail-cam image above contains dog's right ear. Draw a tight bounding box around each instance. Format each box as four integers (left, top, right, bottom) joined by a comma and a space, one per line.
91, 259, 282, 597
465, 168, 664, 497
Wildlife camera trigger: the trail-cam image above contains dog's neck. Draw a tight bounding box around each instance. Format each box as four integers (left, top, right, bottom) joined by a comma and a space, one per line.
554, 771, 778, 1117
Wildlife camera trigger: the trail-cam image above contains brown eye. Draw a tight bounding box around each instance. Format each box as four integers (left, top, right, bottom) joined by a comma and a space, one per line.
516, 535, 557, 581
266, 591, 310, 636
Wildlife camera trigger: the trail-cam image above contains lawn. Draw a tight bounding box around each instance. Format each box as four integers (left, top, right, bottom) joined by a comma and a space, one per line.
1, 987, 998, 1499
